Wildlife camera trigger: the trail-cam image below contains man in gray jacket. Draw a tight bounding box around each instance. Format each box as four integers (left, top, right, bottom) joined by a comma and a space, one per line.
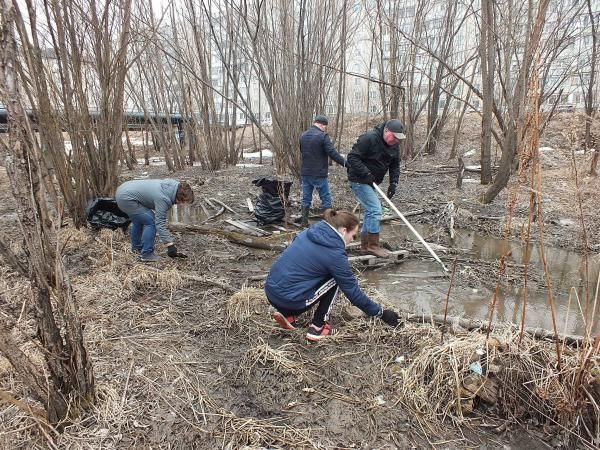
116, 179, 194, 262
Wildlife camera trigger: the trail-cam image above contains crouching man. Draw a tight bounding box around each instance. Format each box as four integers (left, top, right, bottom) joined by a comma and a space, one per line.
116, 179, 194, 262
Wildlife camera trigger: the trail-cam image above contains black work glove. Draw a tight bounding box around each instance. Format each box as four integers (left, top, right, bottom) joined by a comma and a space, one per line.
167, 244, 187, 258
387, 182, 397, 199
365, 173, 375, 185
380, 309, 400, 327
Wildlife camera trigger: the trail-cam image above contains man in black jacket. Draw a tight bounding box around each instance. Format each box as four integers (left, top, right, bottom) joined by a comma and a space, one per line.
347, 119, 405, 257
300, 115, 347, 227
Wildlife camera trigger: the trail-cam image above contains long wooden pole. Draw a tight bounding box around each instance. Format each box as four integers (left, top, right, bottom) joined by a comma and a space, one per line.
372, 182, 449, 272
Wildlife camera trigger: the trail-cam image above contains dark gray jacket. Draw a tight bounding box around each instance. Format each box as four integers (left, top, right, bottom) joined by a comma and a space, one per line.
347, 122, 400, 185
115, 179, 179, 243
300, 125, 346, 177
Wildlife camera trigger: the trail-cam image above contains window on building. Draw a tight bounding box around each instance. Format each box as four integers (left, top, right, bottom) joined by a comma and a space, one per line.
369, 90, 377, 99
370, 105, 378, 113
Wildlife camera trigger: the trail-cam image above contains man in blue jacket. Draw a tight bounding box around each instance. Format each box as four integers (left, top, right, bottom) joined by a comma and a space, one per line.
347, 119, 405, 258
299, 115, 347, 227
116, 179, 194, 262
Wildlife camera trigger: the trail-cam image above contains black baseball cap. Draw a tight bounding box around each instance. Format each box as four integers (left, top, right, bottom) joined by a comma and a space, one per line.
386, 119, 406, 140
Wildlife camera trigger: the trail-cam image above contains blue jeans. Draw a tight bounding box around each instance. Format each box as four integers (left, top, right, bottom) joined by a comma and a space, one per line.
129, 209, 156, 256
350, 182, 382, 234
301, 176, 332, 209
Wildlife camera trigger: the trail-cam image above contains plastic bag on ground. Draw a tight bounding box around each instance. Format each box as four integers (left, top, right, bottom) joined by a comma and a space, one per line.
86, 198, 131, 231
252, 177, 292, 225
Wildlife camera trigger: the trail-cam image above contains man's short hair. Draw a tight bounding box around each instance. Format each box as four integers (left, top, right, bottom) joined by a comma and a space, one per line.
176, 182, 194, 203
314, 115, 329, 126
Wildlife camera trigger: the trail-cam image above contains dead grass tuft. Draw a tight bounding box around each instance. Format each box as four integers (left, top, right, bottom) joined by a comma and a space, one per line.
225, 288, 266, 328
393, 325, 599, 445
218, 412, 318, 449
239, 338, 309, 380
123, 266, 183, 291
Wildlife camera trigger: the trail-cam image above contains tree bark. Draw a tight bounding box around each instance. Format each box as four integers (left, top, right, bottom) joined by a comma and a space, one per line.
0, 2, 95, 426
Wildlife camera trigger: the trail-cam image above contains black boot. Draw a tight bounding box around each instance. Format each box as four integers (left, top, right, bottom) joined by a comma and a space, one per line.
301, 207, 310, 228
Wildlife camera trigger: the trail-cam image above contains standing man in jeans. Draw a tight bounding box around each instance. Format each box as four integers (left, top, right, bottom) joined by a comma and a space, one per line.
116, 179, 194, 262
299, 115, 347, 227
347, 119, 405, 258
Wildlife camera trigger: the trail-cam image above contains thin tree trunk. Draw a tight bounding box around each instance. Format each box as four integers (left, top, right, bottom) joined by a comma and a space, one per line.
479, 0, 495, 184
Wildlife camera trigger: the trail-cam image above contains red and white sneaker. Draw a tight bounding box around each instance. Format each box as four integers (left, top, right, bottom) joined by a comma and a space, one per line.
272, 311, 298, 330
306, 323, 338, 342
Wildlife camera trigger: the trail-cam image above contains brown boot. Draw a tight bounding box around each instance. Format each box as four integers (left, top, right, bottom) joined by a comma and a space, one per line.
366, 233, 390, 258
360, 233, 369, 253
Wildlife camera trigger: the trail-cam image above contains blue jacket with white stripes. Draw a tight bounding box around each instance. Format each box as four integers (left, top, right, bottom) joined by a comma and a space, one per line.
265, 220, 382, 316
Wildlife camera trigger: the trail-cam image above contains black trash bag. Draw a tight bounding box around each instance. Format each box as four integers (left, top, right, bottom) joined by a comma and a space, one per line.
252, 177, 292, 225
86, 197, 131, 231
252, 177, 292, 197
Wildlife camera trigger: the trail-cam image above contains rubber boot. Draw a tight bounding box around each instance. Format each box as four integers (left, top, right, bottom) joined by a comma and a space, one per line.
301, 207, 310, 228
367, 233, 390, 258
360, 232, 369, 253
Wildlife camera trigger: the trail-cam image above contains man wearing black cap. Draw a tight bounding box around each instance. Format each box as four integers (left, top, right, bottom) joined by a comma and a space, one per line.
299, 115, 347, 227
347, 119, 406, 257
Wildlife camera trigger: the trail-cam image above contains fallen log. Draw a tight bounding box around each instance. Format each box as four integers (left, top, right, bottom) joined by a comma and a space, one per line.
401, 311, 585, 347
169, 222, 287, 251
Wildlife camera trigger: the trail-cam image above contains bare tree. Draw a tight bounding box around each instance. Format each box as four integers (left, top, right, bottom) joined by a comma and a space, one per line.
237, 0, 349, 175
584, 0, 599, 175
0, 2, 94, 426
479, 0, 495, 184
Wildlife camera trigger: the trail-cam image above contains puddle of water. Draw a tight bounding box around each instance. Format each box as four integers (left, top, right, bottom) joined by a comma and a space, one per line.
169, 205, 598, 335
170, 204, 210, 223
366, 222, 599, 336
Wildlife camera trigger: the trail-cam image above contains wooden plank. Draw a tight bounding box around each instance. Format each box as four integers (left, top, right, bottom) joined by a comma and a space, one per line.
225, 219, 271, 237
210, 198, 237, 214
389, 273, 449, 279
348, 250, 408, 264
204, 197, 216, 209
198, 200, 210, 218
246, 198, 254, 213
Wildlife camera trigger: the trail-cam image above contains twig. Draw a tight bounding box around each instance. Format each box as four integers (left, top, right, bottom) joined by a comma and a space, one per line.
209, 198, 237, 214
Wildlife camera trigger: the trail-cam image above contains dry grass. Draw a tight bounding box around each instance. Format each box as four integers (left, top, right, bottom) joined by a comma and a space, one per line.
225, 288, 267, 328
392, 324, 599, 447
238, 338, 311, 381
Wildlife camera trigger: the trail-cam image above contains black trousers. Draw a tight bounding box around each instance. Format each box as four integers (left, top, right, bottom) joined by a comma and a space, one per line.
269, 279, 338, 327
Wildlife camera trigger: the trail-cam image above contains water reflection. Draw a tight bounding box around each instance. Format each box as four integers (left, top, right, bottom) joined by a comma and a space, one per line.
365, 223, 599, 336
168, 207, 598, 335
169, 204, 206, 223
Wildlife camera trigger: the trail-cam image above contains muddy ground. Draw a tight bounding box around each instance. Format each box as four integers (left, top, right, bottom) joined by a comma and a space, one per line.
0, 114, 598, 449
